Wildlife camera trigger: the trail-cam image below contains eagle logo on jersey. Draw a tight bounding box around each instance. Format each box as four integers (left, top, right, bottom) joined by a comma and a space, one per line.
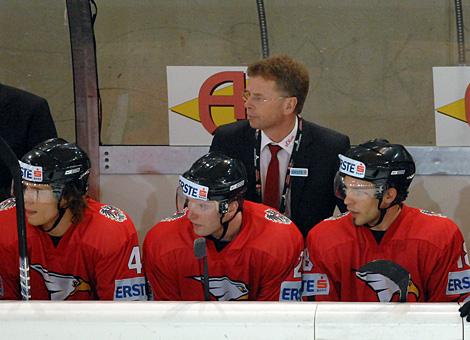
0, 197, 15, 211
99, 205, 127, 222
265, 209, 291, 224
31, 264, 92, 300
191, 276, 249, 301
355, 260, 420, 302
161, 210, 186, 222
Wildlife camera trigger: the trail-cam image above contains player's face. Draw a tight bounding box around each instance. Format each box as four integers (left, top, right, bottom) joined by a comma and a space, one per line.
186, 198, 224, 237
23, 181, 60, 229
342, 176, 382, 226
244, 76, 292, 134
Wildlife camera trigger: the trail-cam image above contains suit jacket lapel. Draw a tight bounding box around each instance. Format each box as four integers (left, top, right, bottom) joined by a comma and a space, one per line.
290, 123, 314, 208
245, 124, 259, 201
0, 84, 11, 126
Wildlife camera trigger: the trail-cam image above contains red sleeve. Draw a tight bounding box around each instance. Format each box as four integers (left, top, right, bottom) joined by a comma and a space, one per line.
302, 228, 340, 301
92, 220, 147, 301
426, 224, 470, 302
0, 248, 21, 300
143, 225, 182, 301
257, 228, 304, 301
0, 203, 21, 300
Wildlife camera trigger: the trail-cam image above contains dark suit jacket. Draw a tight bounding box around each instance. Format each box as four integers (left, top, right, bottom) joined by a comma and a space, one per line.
210, 119, 350, 237
0, 83, 57, 200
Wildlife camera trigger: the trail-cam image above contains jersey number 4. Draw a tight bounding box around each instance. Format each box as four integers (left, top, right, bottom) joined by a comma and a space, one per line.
128, 246, 143, 274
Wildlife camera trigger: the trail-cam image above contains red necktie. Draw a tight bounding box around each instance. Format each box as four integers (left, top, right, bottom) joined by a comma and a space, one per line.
264, 144, 282, 209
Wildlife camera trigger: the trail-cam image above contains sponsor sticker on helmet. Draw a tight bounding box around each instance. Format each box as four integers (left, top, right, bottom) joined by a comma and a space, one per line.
64, 167, 81, 176
339, 154, 366, 178
19, 160, 43, 182
229, 180, 244, 192
179, 176, 209, 201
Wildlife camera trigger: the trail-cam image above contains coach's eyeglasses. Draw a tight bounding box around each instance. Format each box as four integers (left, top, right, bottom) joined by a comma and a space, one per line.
242, 90, 291, 105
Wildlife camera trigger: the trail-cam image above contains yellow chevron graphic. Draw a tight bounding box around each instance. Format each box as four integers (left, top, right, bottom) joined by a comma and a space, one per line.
436, 98, 468, 123
170, 85, 238, 126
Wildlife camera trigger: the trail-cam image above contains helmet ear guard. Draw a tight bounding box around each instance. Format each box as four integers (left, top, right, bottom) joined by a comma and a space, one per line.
218, 201, 229, 215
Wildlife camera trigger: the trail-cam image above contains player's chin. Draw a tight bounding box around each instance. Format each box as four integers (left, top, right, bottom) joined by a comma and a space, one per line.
247, 116, 260, 128
192, 224, 209, 237
28, 217, 44, 227
351, 216, 364, 227
25, 209, 38, 221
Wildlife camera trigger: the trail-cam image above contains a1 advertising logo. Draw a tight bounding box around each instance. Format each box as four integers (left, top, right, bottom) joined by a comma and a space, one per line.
167, 66, 248, 145
433, 66, 470, 146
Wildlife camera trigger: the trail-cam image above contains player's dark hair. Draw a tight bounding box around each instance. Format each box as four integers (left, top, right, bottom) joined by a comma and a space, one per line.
61, 184, 88, 225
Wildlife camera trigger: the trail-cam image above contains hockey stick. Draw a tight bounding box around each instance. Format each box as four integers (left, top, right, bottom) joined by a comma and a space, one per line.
0, 135, 30, 300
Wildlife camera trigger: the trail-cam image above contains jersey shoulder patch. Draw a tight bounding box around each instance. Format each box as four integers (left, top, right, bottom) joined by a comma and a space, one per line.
0, 198, 16, 211
264, 209, 291, 224
99, 205, 127, 222
325, 211, 349, 221
419, 209, 447, 218
161, 210, 186, 222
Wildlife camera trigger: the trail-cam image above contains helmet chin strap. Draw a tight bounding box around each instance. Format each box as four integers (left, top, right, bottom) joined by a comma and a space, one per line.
365, 197, 388, 228
216, 211, 242, 241
43, 197, 68, 234
43, 207, 66, 233
214, 201, 243, 241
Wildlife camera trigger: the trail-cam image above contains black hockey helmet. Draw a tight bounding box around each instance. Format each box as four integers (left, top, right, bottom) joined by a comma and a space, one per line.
20, 138, 91, 199
336, 138, 415, 204
178, 152, 247, 214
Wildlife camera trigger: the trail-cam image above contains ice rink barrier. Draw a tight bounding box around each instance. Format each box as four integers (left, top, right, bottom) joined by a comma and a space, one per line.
0, 301, 468, 339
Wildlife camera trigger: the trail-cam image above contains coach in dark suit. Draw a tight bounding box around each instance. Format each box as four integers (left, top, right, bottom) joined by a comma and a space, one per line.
210, 55, 350, 237
0, 83, 57, 201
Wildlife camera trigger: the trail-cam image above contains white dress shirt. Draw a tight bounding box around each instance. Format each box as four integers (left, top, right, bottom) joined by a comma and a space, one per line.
260, 118, 298, 217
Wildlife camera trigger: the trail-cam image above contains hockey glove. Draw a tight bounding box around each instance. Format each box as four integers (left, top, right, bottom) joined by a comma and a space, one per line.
459, 300, 470, 321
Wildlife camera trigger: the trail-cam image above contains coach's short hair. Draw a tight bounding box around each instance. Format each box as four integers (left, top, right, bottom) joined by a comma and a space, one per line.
247, 54, 309, 114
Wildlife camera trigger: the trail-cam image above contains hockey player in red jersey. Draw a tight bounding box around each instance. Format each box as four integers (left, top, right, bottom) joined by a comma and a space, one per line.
143, 152, 304, 301
303, 139, 470, 315
0, 138, 146, 300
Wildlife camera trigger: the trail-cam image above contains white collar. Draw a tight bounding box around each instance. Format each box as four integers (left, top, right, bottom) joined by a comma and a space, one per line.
260, 117, 298, 154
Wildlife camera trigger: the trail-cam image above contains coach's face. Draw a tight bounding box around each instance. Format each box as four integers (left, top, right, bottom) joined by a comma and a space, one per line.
244, 76, 295, 138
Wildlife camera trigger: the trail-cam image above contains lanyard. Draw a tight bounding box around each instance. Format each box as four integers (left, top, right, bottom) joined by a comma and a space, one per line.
254, 115, 303, 214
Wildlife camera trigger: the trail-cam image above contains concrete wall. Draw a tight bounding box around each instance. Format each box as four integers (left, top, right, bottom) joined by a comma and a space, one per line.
2, 1, 465, 145
1, 1, 470, 243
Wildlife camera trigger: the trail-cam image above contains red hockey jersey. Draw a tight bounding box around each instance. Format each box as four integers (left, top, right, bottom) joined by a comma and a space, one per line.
303, 205, 470, 302
0, 197, 146, 301
143, 201, 304, 301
